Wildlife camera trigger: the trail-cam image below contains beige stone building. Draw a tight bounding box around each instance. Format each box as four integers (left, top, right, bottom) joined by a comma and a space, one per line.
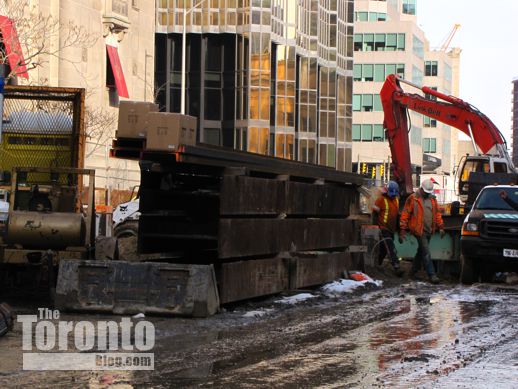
353, 0, 460, 196
1, 0, 155, 195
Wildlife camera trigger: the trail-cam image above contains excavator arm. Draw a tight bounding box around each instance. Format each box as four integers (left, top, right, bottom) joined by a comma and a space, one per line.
380, 74, 508, 196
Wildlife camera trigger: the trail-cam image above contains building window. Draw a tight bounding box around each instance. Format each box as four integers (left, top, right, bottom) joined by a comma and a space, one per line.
444, 63, 452, 82
374, 64, 385, 82
412, 65, 423, 86
410, 125, 422, 146
373, 94, 382, 111
373, 124, 384, 141
354, 11, 386, 22
363, 64, 373, 81
353, 64, 361, 81
361, 124, 372, 141
371, 12, 387, 21
352, 124, 386, 142
353, 94, 383, 112
425, 87, 438, 101
353, 94, 361, 111
361, 94, 373, 112
352, 124, 361, 141
353, 34, 363, 51
425, 61, 438, 76
355, 12, 368, 21
363, 34, 374, 51
423, 137, 437, 153
112, 0, 128, 17
413, 35, 424, 59
203, 128, 221, 146
354, 63, 405, 82
354, 33, 405, 51
298, 139, 317, 164
385, 33, 397, 51
402, 0, 416, 15
374, 34, 386, 51
326, 144, 336, 168
443, 139, 451, 154
423, 116, 437, 128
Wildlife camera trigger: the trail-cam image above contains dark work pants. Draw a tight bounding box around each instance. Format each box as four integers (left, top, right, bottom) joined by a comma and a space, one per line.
412, 233, 436, 277
379, 228, 400, 268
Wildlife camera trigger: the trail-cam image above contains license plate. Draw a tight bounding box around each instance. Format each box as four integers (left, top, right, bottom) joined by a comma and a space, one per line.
503, 249, 518, 258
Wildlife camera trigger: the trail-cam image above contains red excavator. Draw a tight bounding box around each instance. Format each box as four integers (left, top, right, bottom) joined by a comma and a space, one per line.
380, 74, 517, 203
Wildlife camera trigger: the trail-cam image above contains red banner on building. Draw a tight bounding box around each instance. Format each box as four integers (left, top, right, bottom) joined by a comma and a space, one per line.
0, 16, 29, 78
106, 44, 129, 98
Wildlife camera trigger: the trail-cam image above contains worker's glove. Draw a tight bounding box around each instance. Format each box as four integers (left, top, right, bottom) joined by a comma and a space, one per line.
398, 230, 406, 244
440, 229, 446, 239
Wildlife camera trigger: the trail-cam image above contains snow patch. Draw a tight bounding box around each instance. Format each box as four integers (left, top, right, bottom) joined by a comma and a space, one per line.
275, 293, 317, 305
321, 277, 382, 297
242, 309, 274, 318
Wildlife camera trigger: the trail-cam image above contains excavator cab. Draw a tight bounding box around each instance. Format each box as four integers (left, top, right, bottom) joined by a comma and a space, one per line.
456, 155, 512, 202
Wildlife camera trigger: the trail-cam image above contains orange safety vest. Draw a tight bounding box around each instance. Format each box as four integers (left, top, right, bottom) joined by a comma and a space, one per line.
375, 195, 399, 233
400, 192, 444, 236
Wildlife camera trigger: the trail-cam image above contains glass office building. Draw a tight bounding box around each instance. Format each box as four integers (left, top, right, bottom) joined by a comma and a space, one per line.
156, 0, 355, 171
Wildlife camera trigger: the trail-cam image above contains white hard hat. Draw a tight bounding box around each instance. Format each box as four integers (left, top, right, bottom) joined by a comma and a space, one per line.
420, 179, 434, 194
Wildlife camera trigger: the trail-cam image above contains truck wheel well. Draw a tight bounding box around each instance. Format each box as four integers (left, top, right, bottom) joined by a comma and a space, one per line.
113, 220, 138, 238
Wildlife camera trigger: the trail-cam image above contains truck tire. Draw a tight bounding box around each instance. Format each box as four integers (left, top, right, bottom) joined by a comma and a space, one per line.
460, 255, 478, 284
113, 220, 138, 238
114, 221, 139, 262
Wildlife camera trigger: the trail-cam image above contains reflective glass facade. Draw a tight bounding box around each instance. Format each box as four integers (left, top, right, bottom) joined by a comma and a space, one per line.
156, 0, 354, 171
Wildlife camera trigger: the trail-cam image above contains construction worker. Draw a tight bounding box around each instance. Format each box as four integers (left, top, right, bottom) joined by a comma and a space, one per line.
399, 179, 445, 284
372, 181, 403, 276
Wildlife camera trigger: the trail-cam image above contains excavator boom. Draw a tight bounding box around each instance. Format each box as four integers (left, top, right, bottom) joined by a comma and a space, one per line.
380, 74, 508, 196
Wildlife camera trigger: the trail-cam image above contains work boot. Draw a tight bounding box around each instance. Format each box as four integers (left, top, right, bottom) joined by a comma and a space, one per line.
430, 275, 440, 284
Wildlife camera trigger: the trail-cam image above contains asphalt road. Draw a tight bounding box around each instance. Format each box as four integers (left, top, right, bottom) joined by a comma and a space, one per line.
0, 270, 517, 388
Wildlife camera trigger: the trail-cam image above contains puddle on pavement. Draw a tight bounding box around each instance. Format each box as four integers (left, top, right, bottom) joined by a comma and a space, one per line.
140, 288, 492, 385
158, 289, 501, 387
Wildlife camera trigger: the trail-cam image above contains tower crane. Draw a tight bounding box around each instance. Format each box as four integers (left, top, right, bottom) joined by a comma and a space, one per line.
439, 24, 461, 51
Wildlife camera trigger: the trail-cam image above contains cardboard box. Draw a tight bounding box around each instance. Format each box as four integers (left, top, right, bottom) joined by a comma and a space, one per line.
117, 101, 159, 138
146, 112, 197, 151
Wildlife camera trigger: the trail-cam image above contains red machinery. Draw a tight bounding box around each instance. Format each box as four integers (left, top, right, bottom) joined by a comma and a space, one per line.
380, 74, 515, 199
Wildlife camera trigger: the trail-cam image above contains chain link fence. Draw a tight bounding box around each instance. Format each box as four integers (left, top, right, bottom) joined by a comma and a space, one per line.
0, 86, 84, 184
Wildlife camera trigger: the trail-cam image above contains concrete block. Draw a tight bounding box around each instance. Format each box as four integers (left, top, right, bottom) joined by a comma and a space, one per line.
55, 260, 220, 317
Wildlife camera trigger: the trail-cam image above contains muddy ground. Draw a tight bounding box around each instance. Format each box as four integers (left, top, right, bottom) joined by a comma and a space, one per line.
0, 262, 517, 388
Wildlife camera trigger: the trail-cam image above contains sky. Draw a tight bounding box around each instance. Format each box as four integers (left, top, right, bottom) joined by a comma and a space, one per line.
417, 0, 518, 147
